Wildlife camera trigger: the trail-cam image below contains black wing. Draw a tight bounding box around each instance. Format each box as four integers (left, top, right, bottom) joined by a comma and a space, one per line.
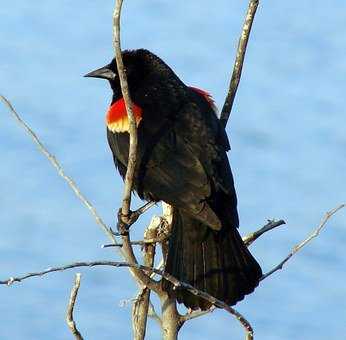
107, 92, 238, 230
141, 97, 238, 229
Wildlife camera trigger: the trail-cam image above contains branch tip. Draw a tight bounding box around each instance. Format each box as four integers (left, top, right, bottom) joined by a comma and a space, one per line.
220, 0, 259, 127
66, 273, 84, 340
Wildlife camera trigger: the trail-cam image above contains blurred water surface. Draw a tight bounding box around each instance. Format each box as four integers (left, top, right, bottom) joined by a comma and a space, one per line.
0, 1, 345, 339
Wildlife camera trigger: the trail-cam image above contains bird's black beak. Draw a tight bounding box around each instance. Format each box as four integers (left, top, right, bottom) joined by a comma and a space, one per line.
84, 65, 116, 81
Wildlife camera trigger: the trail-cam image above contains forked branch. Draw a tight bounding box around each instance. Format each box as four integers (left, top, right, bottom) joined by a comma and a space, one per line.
2, 204, 344, 339
0, 261, 253, 340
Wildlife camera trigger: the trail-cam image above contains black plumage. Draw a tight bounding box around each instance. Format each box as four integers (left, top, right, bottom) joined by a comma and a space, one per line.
86, 49, 262, 310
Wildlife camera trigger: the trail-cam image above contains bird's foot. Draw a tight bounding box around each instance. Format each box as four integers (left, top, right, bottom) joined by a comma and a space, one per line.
116, 208, 140, 235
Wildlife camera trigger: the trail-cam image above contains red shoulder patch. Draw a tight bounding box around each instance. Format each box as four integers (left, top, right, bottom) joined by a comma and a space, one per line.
106, 98, 142, 125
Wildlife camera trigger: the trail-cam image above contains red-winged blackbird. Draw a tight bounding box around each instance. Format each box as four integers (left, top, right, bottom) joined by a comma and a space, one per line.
85, 49, 262, 310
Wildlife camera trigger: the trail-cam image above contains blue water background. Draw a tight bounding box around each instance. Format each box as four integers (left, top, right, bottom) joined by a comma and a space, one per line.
1, 1, 345, 339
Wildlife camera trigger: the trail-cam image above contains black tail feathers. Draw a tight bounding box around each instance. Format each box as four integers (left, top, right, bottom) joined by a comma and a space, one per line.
163, 208, 262, 310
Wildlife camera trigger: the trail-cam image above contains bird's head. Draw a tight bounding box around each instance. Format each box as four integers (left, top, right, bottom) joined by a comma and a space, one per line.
85, 49, 178, 100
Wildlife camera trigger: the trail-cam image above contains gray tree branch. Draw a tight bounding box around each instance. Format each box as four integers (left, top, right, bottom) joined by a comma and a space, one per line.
243, 219, 286, 246
66, 273, 84, 340
113, 0, 138, 219
220, 0, 259, 127
112, 0, 159, 295
2, 203, 344, 339
132, 217, 160, 340
261, 204, 345, 281
180, 306, 216, 324
0, 260, 253, 339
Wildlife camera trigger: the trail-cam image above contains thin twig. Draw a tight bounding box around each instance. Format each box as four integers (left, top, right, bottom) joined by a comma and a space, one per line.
180, 306, 216, 324
220, 0, 259, 127
243, 219, 286, 246
66, 273, 84, 340
113, 0, 137, 218
102, 233, 170, 248
0, 260, 253, 339
102, 241, 146, 248
4, 197, 343, 340
261, 204, 345, 281
135, 201, 156, 216
0, 95, 117, 246
112, 0, 159, 293
0, 261, 156, 285
0, 92, 156, 289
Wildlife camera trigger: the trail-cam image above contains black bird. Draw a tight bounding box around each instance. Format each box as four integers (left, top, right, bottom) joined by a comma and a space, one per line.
85, 49, 262, 310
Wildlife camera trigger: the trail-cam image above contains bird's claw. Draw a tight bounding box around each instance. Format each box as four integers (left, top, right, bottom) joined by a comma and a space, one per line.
116, 209, 140, 235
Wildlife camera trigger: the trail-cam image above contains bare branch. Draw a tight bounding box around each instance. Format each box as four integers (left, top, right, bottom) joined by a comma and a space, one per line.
0, 261, 253, 339
66, 273, 84, 340
1, 75, 158, 297
0, 261, 155, 285
170, 286, 253, 340
132, 288, 151, 339
220, 0, 259, 127
111, 0, 159, 294
102, 235, 169, 248
0, 95, 117, 246
243, 219, 286, 246
113, 0, 137, 218
261, 204, 345, 281
102, 241, 150, 248
132, 218, 158, 340
135, 201, 156, 216
160, 293, 180, 340
180, 306, 215, 324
